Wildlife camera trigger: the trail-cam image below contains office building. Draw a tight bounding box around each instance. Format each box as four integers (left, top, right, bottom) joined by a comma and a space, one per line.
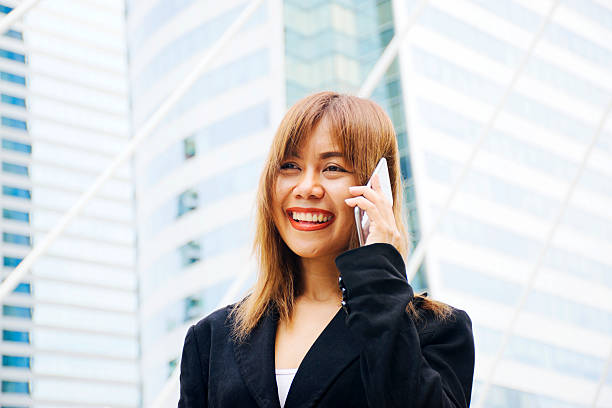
1, 0, 139, 406
395, 0, 612, 406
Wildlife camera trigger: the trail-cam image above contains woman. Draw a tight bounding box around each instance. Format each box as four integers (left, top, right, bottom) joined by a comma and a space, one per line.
178, 92, 475, 407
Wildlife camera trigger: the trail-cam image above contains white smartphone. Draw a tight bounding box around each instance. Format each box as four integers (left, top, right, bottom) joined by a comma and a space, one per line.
354, 157, 394, 246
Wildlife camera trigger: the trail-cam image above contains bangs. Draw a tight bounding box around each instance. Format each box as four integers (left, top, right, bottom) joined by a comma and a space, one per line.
269, 91, 397, 186
280, 115, 347, 161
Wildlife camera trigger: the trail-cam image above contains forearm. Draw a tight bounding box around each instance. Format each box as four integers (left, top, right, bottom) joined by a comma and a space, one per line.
336, 243, 474, 408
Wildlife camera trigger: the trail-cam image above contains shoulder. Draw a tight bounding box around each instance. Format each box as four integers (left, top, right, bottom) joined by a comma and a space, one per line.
190, 304, 236, 341
412, 297, 473, 340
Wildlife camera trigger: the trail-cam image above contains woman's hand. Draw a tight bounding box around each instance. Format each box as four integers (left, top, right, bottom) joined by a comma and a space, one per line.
344, 174, 402, 250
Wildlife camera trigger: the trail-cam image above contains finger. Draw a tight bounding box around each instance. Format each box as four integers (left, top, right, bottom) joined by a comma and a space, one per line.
344, 196, 383, 220
348, 185, 389, 208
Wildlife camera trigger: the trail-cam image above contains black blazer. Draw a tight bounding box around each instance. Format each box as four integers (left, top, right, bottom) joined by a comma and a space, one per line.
178, 243, 475, 408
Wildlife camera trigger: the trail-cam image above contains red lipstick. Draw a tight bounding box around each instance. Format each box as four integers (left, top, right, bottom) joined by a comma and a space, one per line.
286, 207, 335, 231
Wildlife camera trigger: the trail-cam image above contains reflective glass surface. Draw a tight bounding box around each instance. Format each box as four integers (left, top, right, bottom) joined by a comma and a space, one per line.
2, 138, 31, 154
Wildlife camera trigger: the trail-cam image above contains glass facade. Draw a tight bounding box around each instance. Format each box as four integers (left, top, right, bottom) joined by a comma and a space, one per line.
402, 0, 612, 406
128, 1, 274, 405
0, 11, 32, 404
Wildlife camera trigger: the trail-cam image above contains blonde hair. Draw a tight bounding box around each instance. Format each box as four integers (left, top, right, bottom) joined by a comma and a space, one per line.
231, 92, 450, 340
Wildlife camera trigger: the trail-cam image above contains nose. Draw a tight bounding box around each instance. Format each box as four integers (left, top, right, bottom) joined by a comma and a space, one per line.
293, 168, 324, 199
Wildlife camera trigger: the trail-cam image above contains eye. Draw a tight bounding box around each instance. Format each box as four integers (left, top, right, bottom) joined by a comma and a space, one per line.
324, 165, 346, 172
280, 162, 299, 171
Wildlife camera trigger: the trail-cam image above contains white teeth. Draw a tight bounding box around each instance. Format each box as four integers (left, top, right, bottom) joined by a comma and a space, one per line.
290, 212, 332, 222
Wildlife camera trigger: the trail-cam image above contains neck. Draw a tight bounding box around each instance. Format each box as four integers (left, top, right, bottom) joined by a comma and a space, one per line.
297, 255, 341, 303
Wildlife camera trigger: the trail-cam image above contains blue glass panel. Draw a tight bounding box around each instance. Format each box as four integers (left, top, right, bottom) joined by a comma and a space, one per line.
133, 3, 266, 96
468, 0, 540, 31
475, 325, 609, 384
2, 305, 32, 319
1, 116, 27, 130
563, 0, 612, 30
3, 29, 22, 40
440, 260, 612, 334
130, 0, 196, 49
2, 138, 31, 154
1, 94, 25, 107
0, 71, 26, 85
0, 4, 12, 14
3, 231, 31, 245
0, 49, 25, 63
146, 102, 269, 187
417, 99, 612, 196
472, 381, 585, 408
3, 208, 29, 222
13, 283, 30, 294
3, 256, 22, 267
2, 329, 29, 343
2, 355, 30, 368
2, 185, 31, 199
144, 217, 253, 295
1, 380, 30, 394
546, 23, 612, 71
2, 161, 28, 175
146, 158, 262, 236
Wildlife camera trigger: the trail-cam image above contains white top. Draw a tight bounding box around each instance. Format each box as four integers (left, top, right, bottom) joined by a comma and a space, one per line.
275, 368, 298, 408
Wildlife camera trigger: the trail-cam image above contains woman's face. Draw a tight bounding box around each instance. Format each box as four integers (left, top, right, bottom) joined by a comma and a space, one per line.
272, 121, 357, 260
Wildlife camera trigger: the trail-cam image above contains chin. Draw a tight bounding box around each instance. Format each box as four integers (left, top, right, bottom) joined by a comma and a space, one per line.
288, 243, 329, 259
286, 237, 349, 260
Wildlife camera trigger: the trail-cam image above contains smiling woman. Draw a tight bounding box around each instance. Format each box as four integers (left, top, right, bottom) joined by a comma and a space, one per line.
178, 91, 475, 408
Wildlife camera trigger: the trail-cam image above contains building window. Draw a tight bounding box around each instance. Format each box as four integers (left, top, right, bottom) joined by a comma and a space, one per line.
1, 380, 30, 394
0, 49, 25, 63
0, 71, 26, 86
3, 256, 22, 267
2, 161, 28, 176
2, 185, 31, 199
185, 296, 203, 321
177, 189, 198, 217
1, 116, 27, 131
2, 329, 29, 343
179, 240, 201, 267
3, 29, 22, 40
13, 282, 30, 294
1, 93, 25, 108
3, 232, 31, 246
2, 305, 32, 319
2, 138, 31, 154
3, 208, 29, 223
168, 358, 178, 378
2, 355, 30, 368
0, 4, 13, 14
184, 135, 196, 159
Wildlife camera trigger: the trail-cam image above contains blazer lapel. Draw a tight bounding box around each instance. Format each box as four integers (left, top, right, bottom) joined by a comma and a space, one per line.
233, 308, 282, 408
284, 309, 362, 408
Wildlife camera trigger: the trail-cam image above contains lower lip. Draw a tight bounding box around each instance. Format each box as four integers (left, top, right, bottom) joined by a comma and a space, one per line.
288, 214, 335, 231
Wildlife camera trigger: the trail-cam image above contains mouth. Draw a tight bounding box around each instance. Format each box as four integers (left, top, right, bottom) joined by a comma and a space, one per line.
286, 207, 335, 231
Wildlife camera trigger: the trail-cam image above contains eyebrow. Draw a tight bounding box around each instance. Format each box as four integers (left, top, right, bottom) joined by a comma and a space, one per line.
291, 151, 345, 159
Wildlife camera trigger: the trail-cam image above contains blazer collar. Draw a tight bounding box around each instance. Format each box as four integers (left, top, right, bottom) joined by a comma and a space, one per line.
233, 307, 362, 408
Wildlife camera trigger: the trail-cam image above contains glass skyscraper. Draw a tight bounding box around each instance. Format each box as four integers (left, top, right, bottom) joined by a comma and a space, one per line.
1, 1, 139, 406
396, 0, 612, 406
126, 0, 282, 404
